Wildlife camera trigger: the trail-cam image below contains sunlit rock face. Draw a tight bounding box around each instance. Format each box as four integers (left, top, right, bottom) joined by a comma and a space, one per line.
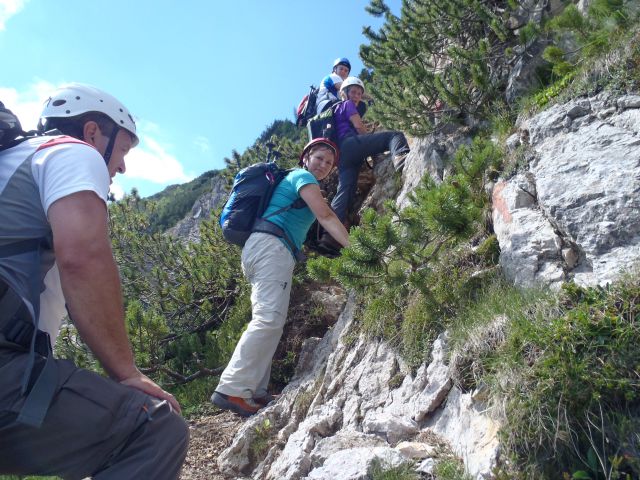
217, 295, 501, 480
494, 93, 640, 288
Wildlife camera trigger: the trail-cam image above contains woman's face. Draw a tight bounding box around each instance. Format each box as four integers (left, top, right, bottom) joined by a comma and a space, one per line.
347, 86, 364, 105
304, 148, 335, 181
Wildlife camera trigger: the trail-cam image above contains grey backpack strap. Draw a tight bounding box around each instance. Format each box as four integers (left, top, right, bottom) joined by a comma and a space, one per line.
0, 237, 59, 428
16, 348, 57, 428
252, 219, 306, 262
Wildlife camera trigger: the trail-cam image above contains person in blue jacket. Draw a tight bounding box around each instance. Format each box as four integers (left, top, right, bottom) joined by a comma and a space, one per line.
212, 138, 349, 417
316, 57, 351, 115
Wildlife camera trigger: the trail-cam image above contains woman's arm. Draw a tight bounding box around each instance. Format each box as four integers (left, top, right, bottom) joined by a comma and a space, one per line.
349, 113, 368, 134
299, 183, 350, 247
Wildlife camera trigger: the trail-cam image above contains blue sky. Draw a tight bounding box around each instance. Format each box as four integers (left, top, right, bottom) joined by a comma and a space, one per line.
0, 0, 399, 198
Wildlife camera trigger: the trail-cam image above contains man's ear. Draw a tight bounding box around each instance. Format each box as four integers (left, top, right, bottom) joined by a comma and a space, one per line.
82, 121, 99, 146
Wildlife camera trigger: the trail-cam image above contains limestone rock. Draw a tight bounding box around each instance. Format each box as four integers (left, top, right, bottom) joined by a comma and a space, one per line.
310, 431, 387, 468
416, 457, 436, 474
496, 93, 640, 287
217, 290, 501, 479
426, 387, 501, 479
167, 175, 228, 243
305, 447, 406, 480
413, 335, 453, 422
362, 411, 419, 445
397, 133, 471, 209
358, 153, 400, 215
395, 441, 437, 459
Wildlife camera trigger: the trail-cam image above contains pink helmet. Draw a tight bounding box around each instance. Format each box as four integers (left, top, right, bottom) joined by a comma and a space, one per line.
299, 138, 340, 167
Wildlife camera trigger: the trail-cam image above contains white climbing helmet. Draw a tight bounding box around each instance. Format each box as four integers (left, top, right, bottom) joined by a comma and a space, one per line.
340, 77, 365, 94
40, 83, 139, 146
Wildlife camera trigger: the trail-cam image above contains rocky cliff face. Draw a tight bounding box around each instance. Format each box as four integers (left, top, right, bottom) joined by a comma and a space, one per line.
168, 175, 228, 242
494, 93, 640, 288
213, 92, 640, 480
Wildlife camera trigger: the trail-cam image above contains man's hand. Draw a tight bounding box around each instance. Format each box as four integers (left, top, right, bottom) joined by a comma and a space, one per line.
120, 371, 182, 414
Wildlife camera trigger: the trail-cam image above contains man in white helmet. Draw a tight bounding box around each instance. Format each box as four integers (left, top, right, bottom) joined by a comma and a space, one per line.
0, 84, 189, 479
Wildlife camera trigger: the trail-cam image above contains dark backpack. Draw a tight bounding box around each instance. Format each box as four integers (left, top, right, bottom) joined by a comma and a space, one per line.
0, 101, 28, 152
296, 85, 319, 127
0, 101, 59, 429
307, 99, 370, 145
0, 101, 42, 153
306, 101, 342, 143
219, 161, 307, 255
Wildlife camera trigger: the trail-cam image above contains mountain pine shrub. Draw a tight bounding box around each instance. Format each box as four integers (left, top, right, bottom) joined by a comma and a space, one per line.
307, 136, 504, 367
360, 0, 522, 136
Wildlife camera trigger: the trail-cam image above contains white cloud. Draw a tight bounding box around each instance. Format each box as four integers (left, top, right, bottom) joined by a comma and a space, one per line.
0, 80, 59, 130
109, 182, 125, 201
4, 81, 193, 186
125, 136, 193, 184
0, 0, 27, 31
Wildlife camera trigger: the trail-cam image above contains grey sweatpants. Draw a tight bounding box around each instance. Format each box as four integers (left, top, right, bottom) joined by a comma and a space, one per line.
0, 345, 189, 479
216, 232, 295, 399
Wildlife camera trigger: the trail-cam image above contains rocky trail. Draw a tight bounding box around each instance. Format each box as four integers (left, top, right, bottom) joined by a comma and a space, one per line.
181, 411, 243, 480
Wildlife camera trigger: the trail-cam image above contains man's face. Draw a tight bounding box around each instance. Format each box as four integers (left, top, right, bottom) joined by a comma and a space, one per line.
334, 65, 350, 80
94, 127, 133, 181
106, 129, 133, 180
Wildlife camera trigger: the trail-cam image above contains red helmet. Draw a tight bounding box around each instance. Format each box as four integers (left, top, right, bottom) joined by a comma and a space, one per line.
299, 138, 340, 167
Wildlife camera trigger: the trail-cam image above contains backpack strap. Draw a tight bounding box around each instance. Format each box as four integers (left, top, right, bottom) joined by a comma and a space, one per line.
0, 279, 58, 428
0, 238, 43, 258
35, 135, 93, 152
252, 218, 306, 262
261, 197, 307, 220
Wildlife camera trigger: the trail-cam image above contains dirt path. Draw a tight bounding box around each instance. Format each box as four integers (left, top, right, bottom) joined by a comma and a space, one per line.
180, 411, 244, 480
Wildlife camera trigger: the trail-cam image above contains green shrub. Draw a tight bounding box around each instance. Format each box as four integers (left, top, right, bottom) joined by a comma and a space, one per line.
308, 136, 503, 368
370, 459, 418, 480
485, 274, 640, 479
250, 418, 274, 462
434, 457, 474, 480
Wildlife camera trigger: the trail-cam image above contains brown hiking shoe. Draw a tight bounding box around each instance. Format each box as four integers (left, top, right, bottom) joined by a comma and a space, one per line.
211, 391, 261, 417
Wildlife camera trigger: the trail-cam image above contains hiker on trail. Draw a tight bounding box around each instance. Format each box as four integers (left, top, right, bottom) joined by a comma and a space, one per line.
317, 77, 410, 253
316, 57, 351, 115
0, 84, 188, 479
212, 138, 349, 417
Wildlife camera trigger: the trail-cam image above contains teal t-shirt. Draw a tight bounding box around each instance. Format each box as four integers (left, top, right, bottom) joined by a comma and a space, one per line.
262, 169, 318, 251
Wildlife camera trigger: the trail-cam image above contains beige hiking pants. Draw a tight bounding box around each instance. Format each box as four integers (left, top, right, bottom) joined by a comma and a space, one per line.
216, 232, 295, 399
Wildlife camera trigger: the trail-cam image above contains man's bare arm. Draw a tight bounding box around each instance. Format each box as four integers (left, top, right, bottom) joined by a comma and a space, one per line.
48, 190, 180, 412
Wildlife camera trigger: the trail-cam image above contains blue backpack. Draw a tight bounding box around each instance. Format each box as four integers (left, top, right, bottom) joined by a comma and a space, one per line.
219, 160, 307, 258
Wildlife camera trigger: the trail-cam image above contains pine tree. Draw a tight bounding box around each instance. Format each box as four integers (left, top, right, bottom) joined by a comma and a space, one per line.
307, 136, 503, 364
360, 0, 520, 135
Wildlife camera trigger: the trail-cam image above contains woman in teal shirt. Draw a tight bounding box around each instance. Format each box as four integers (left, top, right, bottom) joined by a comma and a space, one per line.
212, 138, 349, 417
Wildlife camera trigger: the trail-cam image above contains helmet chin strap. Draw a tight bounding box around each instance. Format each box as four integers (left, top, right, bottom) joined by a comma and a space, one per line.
102, 127, 119, 165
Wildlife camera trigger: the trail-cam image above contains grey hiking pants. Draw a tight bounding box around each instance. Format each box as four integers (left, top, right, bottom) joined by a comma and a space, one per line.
0, 343, 189, 479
